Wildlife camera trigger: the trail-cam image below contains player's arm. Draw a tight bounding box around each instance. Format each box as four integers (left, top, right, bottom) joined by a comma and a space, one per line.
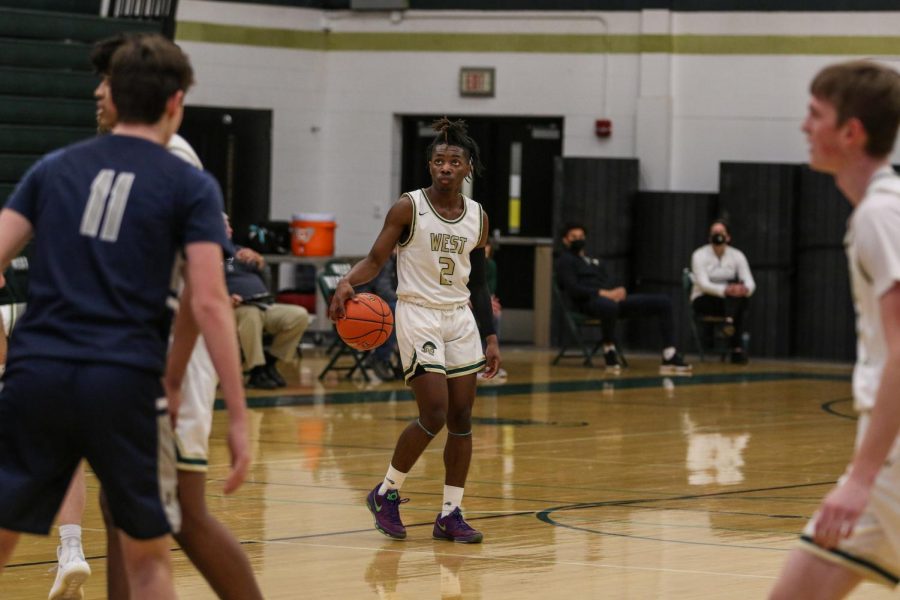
330, 197, 411, 320
0, 209, 33, 285
814, 282, 900, 549
691, 249, 726, 298
183, 240, 251, 494
469, 210, 500, 377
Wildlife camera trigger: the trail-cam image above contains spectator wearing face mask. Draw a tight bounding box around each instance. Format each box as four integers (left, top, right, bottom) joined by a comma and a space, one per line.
690, 219, 755, 364
555, 222, 691, 374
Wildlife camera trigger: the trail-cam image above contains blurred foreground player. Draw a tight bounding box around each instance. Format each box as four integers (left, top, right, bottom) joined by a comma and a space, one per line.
0, 34, 250, 600
770, 60, 900, 598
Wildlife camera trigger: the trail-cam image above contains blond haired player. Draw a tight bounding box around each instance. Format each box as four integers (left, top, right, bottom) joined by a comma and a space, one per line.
771, 60, 900, 599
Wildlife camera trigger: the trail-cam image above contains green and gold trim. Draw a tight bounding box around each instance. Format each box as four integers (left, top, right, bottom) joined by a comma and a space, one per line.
799, 535, 899, 587
477, 203, 485, 246
422, 189, 467, 224
175, 441, 209, 473
402, 350, 446, 383
176, 22, 900, 57
398, 192, 416, 247
447, 357, 487, 379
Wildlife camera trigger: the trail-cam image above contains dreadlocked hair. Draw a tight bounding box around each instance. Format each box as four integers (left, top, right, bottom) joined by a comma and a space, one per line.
426, 117, 485, 177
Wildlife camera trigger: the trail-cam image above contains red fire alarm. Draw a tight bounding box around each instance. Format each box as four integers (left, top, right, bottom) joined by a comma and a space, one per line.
595, 119, 612, 138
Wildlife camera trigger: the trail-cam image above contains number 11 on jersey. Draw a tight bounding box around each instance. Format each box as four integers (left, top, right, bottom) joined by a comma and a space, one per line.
81, 169, 135, 243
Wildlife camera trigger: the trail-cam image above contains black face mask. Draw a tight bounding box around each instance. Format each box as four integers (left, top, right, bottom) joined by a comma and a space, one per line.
569, 239, 586, 253
710, 233, 726, 245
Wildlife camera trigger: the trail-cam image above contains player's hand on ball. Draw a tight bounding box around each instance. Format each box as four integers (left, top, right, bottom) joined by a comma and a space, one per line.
329, 279, 355, 321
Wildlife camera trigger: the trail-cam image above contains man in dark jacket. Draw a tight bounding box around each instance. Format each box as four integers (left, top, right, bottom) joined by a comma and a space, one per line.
555, 223, 691, 374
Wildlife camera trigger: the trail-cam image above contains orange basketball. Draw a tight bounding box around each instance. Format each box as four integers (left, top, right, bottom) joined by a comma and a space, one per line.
336, 293, 394, 351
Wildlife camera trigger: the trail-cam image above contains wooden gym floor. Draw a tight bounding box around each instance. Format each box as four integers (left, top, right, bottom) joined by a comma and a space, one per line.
1, 348, 893, 599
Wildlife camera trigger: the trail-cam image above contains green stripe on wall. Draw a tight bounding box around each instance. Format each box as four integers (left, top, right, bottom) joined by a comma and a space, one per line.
176, 21, 327, 49
176, 22, 900, 55
674, 35, 900, 55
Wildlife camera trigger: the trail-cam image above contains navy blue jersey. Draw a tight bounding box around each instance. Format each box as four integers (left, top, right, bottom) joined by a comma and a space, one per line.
4, 134, 228, 374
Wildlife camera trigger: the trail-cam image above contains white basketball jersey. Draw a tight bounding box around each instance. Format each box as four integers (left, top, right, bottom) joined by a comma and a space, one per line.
167, 133, 203, 169
845, 167, 900, 412
396, 189, 484, 307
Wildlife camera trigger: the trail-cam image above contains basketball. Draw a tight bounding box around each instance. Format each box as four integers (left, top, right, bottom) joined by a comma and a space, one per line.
336, 293, 394, 351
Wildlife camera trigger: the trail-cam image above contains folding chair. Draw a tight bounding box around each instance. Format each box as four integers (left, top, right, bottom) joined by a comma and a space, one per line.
0, 253, 29, 338
316, 272, 371, 381
551, 277, 627, 368
324, 259, 352, 277
683, 268, 730, 362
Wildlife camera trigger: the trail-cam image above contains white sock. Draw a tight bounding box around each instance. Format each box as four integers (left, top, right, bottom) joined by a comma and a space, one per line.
377, 464, 407, 496
441, 485, 465, 517
59, 524, 82, 544
662, 347, 676, 361
602, 343, 615, 353
58, 524, 84, 563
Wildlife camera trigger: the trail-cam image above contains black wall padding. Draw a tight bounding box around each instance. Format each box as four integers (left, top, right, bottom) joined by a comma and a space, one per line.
795, 166, 852, 250
633, 192, 718, 286
552, 157, 638, 258
0, 0, 101, 13
495, 244, 535, 310
792, 248, 855, 361
745, 267, 793, 358
719, 162, 796, 269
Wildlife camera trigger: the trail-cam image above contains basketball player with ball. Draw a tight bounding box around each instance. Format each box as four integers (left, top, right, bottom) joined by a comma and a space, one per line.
330, 117, 501, 543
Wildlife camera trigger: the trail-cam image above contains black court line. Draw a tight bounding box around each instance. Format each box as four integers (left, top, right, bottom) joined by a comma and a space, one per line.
821, 397, 857, 421
536, 481, 835, 551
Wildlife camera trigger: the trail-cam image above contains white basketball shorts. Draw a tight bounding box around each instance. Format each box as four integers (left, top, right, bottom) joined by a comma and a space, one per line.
799, 413, 900, 587
174, 338, 218, 472
396, 299, 485, 384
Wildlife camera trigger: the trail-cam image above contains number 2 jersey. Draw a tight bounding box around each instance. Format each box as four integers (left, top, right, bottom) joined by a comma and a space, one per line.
395, 188, 484, 308
4, 134, 229, 375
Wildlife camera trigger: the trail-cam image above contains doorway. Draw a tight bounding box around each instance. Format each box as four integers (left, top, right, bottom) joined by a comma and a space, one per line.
400, 115, 563, 322
179, 106, 273, 244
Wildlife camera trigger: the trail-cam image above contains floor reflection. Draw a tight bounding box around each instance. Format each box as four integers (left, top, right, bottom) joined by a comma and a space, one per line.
682, 413, 750, 486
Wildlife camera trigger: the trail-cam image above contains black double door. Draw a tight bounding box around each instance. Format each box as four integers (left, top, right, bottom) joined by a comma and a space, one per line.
400, 115, 563, 310
179, 106, 273, 245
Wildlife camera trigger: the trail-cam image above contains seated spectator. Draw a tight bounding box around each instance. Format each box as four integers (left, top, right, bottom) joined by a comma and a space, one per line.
555, 223, 691, 374
359, 250, 400, 381
690, 220, 755, 364
224, 215, 310, 388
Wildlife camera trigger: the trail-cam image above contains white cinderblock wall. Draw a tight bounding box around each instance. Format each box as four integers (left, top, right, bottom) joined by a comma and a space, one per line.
175, 1, 900, 254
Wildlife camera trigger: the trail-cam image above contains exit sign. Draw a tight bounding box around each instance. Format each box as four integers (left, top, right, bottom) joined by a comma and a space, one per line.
459, 67, 495, 97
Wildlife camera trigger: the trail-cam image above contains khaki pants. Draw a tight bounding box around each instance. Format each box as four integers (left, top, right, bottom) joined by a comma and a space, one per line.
234, 303, 310, 371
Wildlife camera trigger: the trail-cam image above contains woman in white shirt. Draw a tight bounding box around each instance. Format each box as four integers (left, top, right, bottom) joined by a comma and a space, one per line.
690, 220, 755, 364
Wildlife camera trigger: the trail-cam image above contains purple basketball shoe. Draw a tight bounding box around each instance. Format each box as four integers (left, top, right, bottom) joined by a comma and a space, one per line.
432, 508, 483, 543
366, 485, 409, 540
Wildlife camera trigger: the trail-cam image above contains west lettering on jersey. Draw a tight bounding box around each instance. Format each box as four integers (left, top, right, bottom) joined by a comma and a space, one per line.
429, 232, 468, 255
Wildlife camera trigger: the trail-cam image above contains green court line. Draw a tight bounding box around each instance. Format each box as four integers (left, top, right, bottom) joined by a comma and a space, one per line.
176, 22, 900, 56
219, 370, 849, 411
